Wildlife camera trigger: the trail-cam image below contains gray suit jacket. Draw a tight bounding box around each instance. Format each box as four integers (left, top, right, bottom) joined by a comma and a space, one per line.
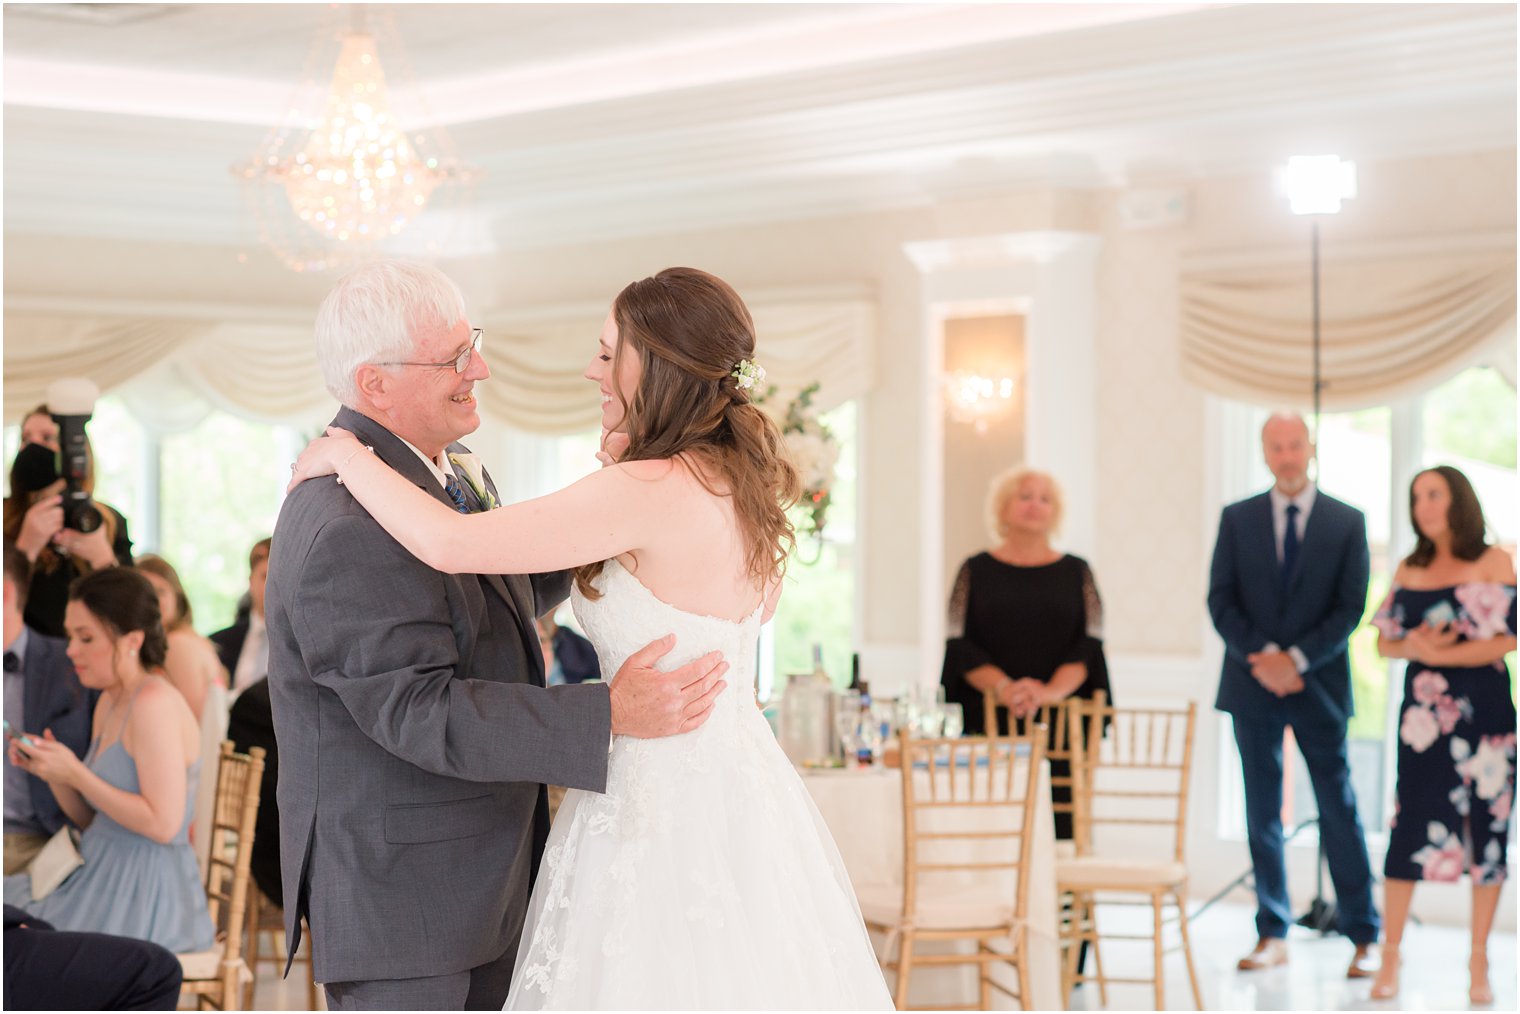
267, 407, 612, 984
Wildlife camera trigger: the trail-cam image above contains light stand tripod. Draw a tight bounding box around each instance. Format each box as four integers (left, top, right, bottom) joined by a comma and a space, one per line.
1295, 821, 1338, 934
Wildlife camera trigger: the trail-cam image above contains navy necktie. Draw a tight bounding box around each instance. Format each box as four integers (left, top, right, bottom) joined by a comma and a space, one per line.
3, 651, 16, 673
444, 474, 471, 514
1282, 502, 1301, 589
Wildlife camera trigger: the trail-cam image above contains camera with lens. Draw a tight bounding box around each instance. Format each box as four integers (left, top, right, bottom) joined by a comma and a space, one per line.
11, 379, 103, 533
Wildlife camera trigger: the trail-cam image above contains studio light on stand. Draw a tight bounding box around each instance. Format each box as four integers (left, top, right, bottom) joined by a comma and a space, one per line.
1282, 154, 1357, 440
1197, 156, 1360, 931
1284, 153, 1356, 937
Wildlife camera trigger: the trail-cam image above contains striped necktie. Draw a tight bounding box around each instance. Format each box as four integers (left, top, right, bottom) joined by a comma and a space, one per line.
444, 474, 471, 514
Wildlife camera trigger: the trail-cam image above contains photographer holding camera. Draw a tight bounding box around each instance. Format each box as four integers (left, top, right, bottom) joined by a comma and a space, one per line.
3, 391, 133, 639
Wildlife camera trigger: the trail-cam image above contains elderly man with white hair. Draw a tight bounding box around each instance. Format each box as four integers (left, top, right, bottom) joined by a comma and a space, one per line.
266, 260, 728, 1011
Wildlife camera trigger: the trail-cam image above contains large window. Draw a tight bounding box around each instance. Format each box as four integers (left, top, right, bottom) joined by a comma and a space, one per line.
1218, 364, 1516, 838
764, 401, 859, 696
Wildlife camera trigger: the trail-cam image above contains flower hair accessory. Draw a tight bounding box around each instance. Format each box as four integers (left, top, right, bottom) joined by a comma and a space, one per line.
731, 358, 766, 393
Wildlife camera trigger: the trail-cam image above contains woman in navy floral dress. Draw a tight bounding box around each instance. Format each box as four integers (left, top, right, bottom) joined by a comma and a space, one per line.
1371, 466, 1516, 1004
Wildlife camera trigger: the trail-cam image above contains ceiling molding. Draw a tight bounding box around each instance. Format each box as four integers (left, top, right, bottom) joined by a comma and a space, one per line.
3, 3, 1514, 253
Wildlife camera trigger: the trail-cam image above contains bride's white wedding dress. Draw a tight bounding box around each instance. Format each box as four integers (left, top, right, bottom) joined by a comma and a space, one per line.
505, 558, 893, 1010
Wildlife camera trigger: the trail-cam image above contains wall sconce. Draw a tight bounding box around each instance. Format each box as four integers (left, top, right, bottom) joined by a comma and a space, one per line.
944, 370, 1018, 434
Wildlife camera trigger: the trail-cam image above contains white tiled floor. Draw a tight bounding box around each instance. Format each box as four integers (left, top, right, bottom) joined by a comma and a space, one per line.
1065, 900, 1516, 1012
236, 900, 1514, 1011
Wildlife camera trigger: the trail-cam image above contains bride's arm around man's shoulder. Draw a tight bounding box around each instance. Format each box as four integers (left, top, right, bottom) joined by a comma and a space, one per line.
289, 427, 688, 577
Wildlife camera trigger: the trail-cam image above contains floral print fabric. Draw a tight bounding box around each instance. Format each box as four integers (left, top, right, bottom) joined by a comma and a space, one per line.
1375, 583, 1517, 885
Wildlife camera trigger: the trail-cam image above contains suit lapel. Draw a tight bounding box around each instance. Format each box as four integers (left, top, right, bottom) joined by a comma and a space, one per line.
1286, 495, 1331, 593
444, 443, 541, 677
335, 408, 460, 517
1250, 494, 1281, 595
334, 412, 533, 642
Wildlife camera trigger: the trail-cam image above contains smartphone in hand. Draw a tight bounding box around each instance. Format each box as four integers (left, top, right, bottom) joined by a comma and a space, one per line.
2, 719, 36, 750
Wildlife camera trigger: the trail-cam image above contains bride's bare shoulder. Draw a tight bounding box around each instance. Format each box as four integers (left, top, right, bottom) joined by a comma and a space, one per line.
609, 452, 729, 493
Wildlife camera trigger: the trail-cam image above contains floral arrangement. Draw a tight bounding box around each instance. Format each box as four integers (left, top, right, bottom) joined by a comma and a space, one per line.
758, 381, 839, 547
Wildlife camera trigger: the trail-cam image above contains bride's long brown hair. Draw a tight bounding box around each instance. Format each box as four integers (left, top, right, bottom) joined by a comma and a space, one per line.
574, 267, 801, 599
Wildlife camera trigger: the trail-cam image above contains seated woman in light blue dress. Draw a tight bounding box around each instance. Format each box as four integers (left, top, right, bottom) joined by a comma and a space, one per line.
5, 568, 213, 954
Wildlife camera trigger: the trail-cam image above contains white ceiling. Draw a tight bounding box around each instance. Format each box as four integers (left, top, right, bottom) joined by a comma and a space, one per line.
4, 2, 1515, 254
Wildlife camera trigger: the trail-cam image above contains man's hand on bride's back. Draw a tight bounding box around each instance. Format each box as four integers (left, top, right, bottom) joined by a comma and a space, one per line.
608, 634, 729, 738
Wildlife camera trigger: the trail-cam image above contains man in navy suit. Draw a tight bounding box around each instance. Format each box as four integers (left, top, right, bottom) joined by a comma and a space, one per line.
2, 540, 95, 874
1208, 413, 1380, 977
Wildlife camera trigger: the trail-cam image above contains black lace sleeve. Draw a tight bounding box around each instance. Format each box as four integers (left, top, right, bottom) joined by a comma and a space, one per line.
947, 559, 972, 639
944, 560, 994, 669
1075, 559, 1112, 704
1082, 560, 1104, 642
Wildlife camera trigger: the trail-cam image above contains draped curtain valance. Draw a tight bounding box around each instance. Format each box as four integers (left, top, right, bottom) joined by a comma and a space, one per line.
4, 293, 876, 436
1180, 233, 1516, 410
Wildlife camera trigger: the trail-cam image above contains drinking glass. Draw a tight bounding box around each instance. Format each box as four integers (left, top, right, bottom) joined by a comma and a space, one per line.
917, 705, 945, 738
941, 702, 964, 738
892, 696, 915, 737
833, 694, 862, 765
857, 714, 883, 766
871, 698, 898, 745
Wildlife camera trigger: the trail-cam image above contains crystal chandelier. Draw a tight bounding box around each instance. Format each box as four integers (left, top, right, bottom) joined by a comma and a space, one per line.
233, 9, 476, 272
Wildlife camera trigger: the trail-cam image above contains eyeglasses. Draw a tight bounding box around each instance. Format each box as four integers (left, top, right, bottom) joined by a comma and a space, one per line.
378, 330, 483, 374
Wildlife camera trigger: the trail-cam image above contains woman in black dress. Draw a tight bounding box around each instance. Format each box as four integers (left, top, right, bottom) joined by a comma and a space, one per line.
941, 467, 1111, 837
1369, 466, 1516, 1004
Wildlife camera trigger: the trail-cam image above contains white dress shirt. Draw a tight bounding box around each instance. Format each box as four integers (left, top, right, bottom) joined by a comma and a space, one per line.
397, 437, 458, 491
1269, 483, 1316, 564
232, 612, 268, 695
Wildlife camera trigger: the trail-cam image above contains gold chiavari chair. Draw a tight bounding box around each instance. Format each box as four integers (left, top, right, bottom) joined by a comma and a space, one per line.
980, 688, 1108, 842
861, 729, 1046, 1011
984, 688, 1109, 1000
178, 741, 264, 1011
1059, 700, 1202, 1010
244, 886, 319, 1011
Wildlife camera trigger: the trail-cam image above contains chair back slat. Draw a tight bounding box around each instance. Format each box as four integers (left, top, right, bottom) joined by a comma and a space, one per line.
898, 730, 1046, 925
982, 693, 1094, 832
1068, 700, 1196, 863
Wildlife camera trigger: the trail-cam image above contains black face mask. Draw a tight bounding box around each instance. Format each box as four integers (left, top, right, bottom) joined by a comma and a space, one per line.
11, 442, 59, 495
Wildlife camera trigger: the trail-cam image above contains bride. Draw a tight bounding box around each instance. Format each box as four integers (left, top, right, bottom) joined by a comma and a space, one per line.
292, 267, 893, 1010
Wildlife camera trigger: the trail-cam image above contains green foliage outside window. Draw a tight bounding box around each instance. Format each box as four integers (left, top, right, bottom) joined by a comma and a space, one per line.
158, 413, 289, 635
769, 402, 857, 689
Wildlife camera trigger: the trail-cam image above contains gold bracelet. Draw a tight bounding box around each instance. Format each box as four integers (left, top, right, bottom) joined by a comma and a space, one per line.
334, 445, 374, 486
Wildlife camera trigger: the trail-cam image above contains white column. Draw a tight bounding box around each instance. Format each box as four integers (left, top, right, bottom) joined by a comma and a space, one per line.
902, 231, 1102, 683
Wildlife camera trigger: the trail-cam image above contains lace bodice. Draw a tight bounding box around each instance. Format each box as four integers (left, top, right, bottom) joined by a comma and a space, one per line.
508, 557, 892, 1010
572, 557, 763, 713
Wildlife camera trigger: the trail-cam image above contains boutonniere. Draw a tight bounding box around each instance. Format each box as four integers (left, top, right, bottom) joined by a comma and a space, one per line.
447, 452, 499, 510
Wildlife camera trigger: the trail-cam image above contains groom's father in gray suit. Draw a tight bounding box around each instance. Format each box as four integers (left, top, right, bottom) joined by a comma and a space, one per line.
268, 261, 728, 1010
